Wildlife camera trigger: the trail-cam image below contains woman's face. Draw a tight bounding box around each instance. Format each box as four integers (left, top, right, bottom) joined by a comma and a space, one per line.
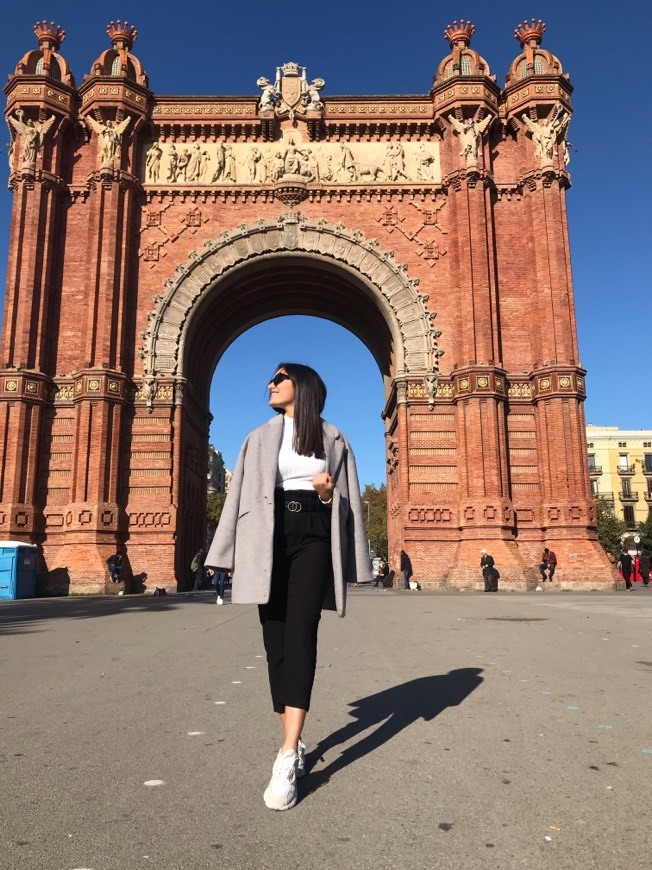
268, 368, 296, 417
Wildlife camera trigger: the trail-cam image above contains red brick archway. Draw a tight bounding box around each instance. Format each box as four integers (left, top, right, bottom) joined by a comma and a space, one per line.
0, 19, 615, 592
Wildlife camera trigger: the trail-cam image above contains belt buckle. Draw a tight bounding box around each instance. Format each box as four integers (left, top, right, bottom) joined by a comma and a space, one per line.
287, 500, 302, 513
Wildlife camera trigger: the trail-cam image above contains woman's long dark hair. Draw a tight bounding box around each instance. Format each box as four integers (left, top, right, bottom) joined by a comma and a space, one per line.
274, 362, 326, 458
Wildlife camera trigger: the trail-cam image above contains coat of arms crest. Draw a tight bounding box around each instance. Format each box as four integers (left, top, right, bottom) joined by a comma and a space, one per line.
257, 62, 325, 119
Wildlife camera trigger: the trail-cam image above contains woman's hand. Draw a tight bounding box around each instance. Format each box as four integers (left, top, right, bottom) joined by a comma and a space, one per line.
312, 471, 334, 502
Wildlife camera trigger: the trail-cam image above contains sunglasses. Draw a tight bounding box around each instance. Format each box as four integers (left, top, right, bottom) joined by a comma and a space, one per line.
270, 372, 292, 387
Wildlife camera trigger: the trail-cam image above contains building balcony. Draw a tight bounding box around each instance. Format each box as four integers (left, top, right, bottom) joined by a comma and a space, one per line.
588, 465, 602, 476
644, 491, 652, 504
618, 491, 639, 503
617, 465, 636, 476
595, 493, 615, 506
643, 467, 652, 477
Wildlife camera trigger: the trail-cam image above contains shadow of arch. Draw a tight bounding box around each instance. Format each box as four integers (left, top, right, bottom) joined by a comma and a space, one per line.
140, 212, 443, 403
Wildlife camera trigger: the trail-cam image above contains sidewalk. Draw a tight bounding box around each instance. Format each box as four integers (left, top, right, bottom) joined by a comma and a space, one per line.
1, 590, 650, 869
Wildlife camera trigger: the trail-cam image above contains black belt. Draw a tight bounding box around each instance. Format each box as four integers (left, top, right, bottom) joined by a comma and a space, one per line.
275, 489, 329, 513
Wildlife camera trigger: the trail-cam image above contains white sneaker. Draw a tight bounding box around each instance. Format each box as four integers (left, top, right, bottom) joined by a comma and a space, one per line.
263, 749, 297, 810
296, 738, 306, 778
535, 586, 543, 592
216, 596, 223, 605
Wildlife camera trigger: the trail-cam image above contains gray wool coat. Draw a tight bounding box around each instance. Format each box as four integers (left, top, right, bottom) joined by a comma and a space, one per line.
205, 414, 372, 616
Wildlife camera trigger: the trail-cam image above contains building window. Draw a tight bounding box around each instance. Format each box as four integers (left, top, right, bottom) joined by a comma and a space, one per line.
647, 480, 652, 497
644, 442, 651, 448
645, 454, 652, 472
618, 453, 629, 469
588, 454, 596, 470
460, 55, 471, 75
590, 480, 598, 496
618, 442, 627, 448
623, 506, 635, 527
534, 55, 544, 74
622, 479, 632, 497
587, 442, 594, 448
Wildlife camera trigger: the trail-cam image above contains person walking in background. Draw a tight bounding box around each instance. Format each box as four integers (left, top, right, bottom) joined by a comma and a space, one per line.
205, 362, 371, 811
212, 568, 228, 604
191, 548, 205, 592
372, 556, 388, 588
400, 549, 412, 590
480, 549, 498, 592
107, 551, 123, 584
617, 548, 634, 590
539, 547, 557, 583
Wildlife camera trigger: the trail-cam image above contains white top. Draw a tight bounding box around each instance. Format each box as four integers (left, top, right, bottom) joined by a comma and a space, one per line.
276, 416, 327, 491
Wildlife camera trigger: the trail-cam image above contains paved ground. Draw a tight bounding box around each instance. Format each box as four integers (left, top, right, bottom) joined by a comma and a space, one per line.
1, 586, 651, 870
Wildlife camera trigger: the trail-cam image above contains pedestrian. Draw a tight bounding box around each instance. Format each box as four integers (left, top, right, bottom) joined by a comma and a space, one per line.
539, 547, 557, 583
191, 548, 205, 591
205, 362, 371, 811
617, 548, 634, 591
480, 549, 498, 592
212, 568, 228, 604
106, 551, 123, 584
372, 556, 388, 588
400, 549, 413, 590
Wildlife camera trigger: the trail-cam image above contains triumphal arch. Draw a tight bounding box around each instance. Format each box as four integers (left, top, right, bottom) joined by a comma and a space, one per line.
1, 19, 614, 592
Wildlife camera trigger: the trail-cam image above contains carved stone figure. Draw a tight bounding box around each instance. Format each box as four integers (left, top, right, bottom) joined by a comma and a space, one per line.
304, 77, 325, 111
243, 147, 263, 183
176, 147, 190, 182
223, 145, 236, 182
521, 106, 569, 165
199, 150, 211, 181
384, 142, 408, 181
416, 143, 436, 182
448, 114, 492, 166
257, 76, 279, 113
146, 142, 163, 182
186, 143, 202, 182
338, 144, 357, 182
211, 143, 226, 182
270, 151, 285, 182
85, 116, 131, 166
8, 111, 57, 165
424, 372, 438, 408
283, 138, 304, 176
167, 144, 178, 182
142, 375, 157, 411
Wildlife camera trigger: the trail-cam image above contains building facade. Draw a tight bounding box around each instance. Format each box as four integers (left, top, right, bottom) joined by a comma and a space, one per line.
207, 445, 228, 494
0, 19, 615, 591
587, 426, 652, 529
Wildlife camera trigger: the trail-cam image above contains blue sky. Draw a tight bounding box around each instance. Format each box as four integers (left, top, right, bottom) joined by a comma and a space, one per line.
1, 1, 650, 487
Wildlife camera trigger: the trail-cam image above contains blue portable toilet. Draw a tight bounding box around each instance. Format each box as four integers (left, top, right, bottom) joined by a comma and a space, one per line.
0, 541, 38, 600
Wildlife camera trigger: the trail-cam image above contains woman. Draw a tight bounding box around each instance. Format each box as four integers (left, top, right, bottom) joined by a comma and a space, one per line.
205, 362, 371, 810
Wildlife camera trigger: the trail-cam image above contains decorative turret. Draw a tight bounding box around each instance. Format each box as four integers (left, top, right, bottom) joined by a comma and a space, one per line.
11, 19, 74, 86
88, 19, 148, 86
506, 19, 564, 84
433, 19, 493, 85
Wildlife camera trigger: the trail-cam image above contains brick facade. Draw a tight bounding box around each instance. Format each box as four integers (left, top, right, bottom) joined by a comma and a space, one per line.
0, 19, 616, 593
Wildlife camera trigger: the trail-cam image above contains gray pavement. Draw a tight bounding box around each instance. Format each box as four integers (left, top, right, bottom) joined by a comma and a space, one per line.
1, 586, 651, 870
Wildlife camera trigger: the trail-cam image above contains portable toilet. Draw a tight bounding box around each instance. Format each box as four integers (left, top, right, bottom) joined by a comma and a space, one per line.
0, 541, 38, 600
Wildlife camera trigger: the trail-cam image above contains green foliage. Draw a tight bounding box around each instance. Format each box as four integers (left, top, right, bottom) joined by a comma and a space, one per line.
207, 492, 227, 541
361, 483, 387, 558
594, 496, 626, 560
637, 512, 652, 562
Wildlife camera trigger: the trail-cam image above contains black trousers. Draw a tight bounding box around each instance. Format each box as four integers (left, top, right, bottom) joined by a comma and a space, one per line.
259, 490, 333, 713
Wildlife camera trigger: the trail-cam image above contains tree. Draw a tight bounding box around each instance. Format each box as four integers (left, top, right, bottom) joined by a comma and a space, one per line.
207, 492, 227, 541
361, 483, 388, 557
637, 512, 652, 563
595, 496, 626, 561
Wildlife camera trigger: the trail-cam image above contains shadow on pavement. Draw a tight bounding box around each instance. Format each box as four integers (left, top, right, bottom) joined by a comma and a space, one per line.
0, 593, 217, 636
304, 667, 484, 797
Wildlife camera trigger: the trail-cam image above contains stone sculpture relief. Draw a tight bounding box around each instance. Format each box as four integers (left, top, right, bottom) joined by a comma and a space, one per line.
448, 114, 493, 166
85, 115, 131, 166
521, 104, 570, 165
257, 63, 325, 118
141, 139, 441, 186
8, 109, 57, 166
